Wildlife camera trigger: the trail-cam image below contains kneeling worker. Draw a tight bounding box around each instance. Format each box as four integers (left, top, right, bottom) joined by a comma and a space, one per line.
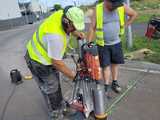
25, 6, 85, 120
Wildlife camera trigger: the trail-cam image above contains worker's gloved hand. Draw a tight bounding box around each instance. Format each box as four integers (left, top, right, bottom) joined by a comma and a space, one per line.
78, 32, 86, 39
73, 31, 86, 40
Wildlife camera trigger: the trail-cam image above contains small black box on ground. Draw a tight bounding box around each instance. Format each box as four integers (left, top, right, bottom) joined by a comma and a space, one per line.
10, 69, 23, 85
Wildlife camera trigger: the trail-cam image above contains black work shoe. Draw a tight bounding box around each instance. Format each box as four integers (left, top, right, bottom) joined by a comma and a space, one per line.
105, 84, 112, 99
112, 80, 122, 93
49, 110, 64, 120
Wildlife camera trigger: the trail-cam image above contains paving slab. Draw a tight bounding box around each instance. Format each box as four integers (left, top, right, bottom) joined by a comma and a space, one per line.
110, 73, 160, 120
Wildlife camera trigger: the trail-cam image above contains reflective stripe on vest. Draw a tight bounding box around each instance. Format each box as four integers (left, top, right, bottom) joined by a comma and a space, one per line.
29, 27, 49, 65
36, 27, 47, 52
96, 2, 125, 46
27, 10, 67, 65
30, 35, 48, 64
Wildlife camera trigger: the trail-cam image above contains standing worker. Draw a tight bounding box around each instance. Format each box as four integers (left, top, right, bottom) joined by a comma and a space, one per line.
87, 0, 137, 97
25, 6, 85, 120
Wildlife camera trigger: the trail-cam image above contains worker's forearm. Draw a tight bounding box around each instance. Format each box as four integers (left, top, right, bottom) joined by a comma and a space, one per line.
124, 4, 138, 27
53, 61, 75, 80
126, 13, 138, 26
72, 31, 85, 39
87, 28, 95, 42
126, 17, 135, 26
87, 9, 96, 42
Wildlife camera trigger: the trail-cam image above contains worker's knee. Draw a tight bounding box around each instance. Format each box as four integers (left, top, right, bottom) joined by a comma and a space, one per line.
40, 81, 60, 95
40, 72, 61, 94
103, 66, 111, 72
111, 64, 119, 68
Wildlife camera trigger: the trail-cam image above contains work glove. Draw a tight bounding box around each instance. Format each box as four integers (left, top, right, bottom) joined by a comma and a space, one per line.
73, 31, 86, 40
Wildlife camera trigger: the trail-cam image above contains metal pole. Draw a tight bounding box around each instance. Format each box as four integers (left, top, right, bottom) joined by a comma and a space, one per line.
45, 0, 48, 13
73, 0, 76, 6
8, 13, 12, 29
38, 0, 43, 20
126, 0, 133, 49
23, 2, 28, 24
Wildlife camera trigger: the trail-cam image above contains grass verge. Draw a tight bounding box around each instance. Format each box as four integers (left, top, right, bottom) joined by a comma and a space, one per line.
131, 1, 160, 11
135, 13, 160, 23
122, 36, 160, 64
131, 0, 160, 23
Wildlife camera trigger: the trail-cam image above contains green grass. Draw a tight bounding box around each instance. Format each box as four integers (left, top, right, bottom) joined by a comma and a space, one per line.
122, 36, 160, 64
135, 14, 155, 23
122, 0, 160, 62
131, 1, 160, 11
135, 13, 160, 23
131, 0, 160, 23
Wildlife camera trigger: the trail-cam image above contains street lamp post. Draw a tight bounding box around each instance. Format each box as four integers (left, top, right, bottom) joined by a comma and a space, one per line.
126, 0, 133, 49
18, 0, 29, 24
45, 0, 48, 13
73, 0, 77, 6
8, 13, 13, 28
22, 2, 29, 24
38, 0, 43, 20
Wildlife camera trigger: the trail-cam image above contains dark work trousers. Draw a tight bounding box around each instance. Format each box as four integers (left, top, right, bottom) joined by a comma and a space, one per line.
24, 51, 63, 113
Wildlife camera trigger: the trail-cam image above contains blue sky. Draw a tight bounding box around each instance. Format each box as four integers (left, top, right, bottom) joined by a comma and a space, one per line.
18, 0, 97, 7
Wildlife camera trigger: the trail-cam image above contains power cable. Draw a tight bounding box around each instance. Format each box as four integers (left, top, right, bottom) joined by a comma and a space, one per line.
105, 69, 150, 116
0, 84, 17, 120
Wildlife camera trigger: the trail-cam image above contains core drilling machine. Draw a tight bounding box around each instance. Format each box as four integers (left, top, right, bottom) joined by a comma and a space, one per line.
68, 39, 107, 120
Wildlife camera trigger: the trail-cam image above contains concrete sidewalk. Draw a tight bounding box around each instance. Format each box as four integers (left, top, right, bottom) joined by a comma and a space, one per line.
0, 57, 160, 120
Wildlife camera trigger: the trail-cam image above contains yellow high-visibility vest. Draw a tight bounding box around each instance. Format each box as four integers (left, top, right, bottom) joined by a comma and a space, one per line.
96, 2, 125, 46
27, 10, 67, 65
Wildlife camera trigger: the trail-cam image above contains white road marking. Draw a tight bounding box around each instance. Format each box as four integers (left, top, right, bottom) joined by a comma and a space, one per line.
120, 66, 160, 74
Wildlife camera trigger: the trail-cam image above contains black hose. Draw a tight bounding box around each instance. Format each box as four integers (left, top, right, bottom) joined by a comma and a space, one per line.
0, 84, 17, 120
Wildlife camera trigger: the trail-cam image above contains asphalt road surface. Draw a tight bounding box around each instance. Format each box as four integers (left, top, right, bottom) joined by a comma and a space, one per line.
0, 23, 160, 120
